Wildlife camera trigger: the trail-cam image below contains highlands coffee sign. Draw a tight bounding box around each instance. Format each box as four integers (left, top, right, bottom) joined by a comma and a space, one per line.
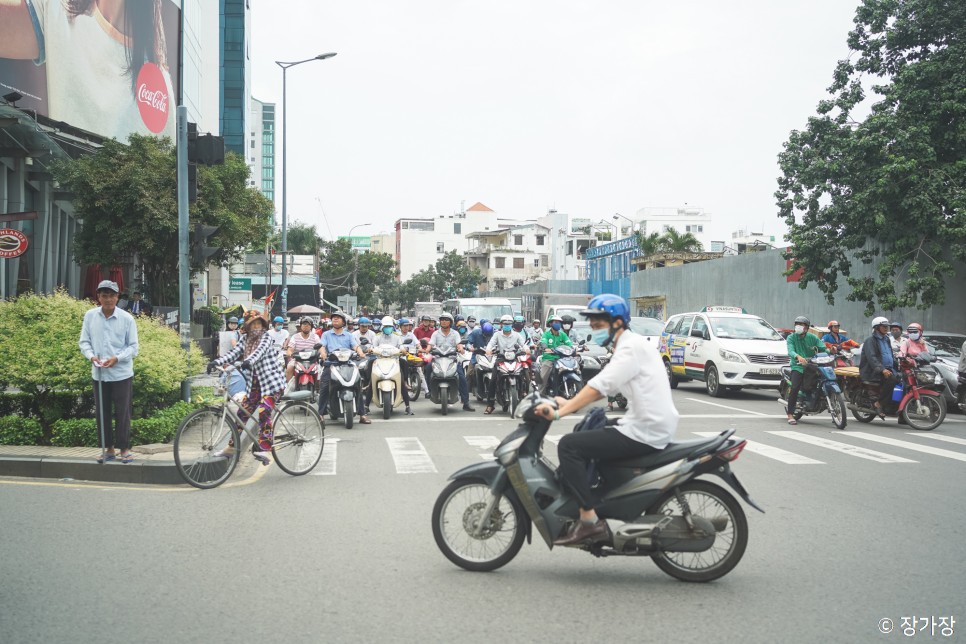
0, 229, 29, 259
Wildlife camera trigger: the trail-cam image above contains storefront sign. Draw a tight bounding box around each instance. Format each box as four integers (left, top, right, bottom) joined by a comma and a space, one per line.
229, 277, 252, 291
584, 236, 639, 260
0, 228, 29, 258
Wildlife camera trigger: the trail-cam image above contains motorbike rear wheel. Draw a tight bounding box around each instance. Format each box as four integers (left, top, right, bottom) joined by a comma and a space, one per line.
828, 392, 847, 429
851, 408, 876, 423
902, 395, 945, 431
407, 371, 421, 401
648, 480, 748, 583
432, 478, 527, 572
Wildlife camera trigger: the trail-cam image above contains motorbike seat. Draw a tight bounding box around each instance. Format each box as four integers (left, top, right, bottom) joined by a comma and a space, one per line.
609, 438, 714, 469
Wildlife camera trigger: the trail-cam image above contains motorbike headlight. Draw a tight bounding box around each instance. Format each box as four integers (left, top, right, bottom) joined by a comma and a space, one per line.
935, 373, 944, 386
719, 349, 744, 363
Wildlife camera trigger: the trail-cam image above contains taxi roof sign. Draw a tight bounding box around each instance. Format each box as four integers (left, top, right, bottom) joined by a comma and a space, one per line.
704, 305, 746, 314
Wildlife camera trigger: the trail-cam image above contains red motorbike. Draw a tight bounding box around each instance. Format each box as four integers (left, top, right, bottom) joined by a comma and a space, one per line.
292, 347, 323, 403
838, 352, 947, 430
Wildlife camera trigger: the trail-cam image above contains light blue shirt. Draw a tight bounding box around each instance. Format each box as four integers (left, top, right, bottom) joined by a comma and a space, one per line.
320, 328, 359, 357
78, 306, 139, 382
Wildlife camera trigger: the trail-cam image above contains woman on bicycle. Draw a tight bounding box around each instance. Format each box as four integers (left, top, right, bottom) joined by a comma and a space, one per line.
207, 313, 287, 463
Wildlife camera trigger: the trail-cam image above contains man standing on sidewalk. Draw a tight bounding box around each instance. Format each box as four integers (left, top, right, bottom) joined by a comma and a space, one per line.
79, 280, 139, 463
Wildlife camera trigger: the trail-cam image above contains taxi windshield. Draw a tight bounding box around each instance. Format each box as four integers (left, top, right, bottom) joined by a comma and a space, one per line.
710, 317, 782, 341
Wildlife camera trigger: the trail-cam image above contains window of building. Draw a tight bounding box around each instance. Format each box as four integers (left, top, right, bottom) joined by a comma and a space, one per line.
533, 258, 540, 267
495, 257, 506, 269
454, 223, 461, 234
686, 225, 704, 233
514, 235, 523, 246
566, 240, 574, 256
436, 242, 444, 253
535, 235, 545, 245
541, 254, 549, 267
494, 280, 506, 291
513, 257, 524, 269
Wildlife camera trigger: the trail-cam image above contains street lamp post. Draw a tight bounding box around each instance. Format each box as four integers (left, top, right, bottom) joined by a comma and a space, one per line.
276, 52, 337, 319
613, 213, 635, 237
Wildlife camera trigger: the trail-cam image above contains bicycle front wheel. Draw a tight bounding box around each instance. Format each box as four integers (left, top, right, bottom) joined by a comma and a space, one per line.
174, 407, 239, 489
272, 401, 325, 475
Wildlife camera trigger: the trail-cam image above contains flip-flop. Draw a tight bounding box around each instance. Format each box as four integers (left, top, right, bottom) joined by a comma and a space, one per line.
787, 418, 798, 425
96, 453, 117, 463
120, 453, 135, 464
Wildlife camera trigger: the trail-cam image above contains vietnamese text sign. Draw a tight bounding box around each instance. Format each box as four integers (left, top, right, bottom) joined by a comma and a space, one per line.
229, 277, 252, 291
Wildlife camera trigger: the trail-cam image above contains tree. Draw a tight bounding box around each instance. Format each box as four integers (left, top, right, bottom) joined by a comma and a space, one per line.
317, 238, 398, 310
776, 0, 966, 314
635, 231, 663, 256
54, 135, 274, 305
266, 221, 320, 256
660, 228, 703, 253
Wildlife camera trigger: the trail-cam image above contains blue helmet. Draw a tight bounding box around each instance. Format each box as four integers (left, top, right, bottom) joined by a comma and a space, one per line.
581, 294, 630, 326
481, 321, 494, 334
273, 316, 284, 323
513, 315, 525, 323
358, 317, 371, 326
227, 316, 239, 324
399, 318, 411, 326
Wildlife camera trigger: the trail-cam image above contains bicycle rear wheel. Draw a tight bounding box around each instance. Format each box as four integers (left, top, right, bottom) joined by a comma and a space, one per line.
174, 407, 239, 489
272, 401, 325, 475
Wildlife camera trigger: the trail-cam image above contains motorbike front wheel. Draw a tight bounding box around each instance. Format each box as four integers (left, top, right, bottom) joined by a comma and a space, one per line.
648, 480, 748, 583
902, 395, 946, 431
382, 390, 392, 420
828, 392, 847, 429
432, 478, 527, 572
343, 398, 354, 429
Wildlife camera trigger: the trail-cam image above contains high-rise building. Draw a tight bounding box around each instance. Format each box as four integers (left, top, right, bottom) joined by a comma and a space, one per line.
219, 0, 252, 155
248, 98, 276, 211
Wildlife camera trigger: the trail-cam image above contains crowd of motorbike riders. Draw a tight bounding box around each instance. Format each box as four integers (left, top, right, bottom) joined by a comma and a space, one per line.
216, 309, 612, 425
215, 306, 966, 431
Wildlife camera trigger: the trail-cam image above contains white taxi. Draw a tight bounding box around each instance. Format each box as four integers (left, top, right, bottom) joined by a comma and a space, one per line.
658, 307, 788, 397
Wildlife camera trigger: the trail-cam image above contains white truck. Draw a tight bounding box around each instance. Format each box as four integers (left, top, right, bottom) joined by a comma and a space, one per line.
522, 293, 593, 325
414, 301, 443, 321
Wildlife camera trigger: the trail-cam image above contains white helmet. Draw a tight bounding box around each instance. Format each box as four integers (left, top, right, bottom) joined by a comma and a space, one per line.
499, 314, 514, 324
381, 315, 394, 328
871, 316, 890, 328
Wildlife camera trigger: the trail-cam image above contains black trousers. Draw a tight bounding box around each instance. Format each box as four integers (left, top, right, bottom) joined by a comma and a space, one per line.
93, 376, 133, 451
786, 370, 804, 415
557, 426, 660, 511
317, 364, 366, 417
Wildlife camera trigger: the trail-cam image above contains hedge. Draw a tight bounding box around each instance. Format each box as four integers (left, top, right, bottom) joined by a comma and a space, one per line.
43, 401, 201, 448
0, 416, 44, 446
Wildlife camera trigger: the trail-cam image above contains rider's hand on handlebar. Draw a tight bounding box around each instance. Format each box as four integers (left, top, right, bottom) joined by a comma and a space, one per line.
797, 356, 808, 365
535, 403, 556, 420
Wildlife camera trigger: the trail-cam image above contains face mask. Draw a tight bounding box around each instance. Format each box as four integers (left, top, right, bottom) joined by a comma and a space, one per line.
458, 327, 467, 334
562, 324, 571, 331
794, 325, 806, 335
502, 324, 513, 332
382, 327, 392, 335
909, 332, 921, 341
591, 328, 611, 346
551, 322, 562, 331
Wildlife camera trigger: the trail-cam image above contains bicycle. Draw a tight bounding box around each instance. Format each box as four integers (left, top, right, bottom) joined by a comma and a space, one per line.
173, 364, 325, 489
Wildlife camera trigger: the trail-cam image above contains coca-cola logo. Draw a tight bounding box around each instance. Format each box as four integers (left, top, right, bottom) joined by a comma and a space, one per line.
135, 63, 170, 133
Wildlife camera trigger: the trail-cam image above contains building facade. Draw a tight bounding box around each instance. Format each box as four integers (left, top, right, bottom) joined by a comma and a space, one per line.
586, 236, 641, 301
634, 206, 713, 250
248, 98, 276, 208
536, 209, 601, 281
465, 223, 552, 293
219, 0, 252, 155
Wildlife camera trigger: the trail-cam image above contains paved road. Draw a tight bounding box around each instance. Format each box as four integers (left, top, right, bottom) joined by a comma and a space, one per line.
3, 384, 964, 643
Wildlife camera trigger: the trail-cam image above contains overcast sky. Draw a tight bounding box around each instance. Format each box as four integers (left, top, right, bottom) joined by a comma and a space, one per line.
249, 0, 862, 245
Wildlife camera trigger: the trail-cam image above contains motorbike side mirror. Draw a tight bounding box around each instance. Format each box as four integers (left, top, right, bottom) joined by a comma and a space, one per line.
586, 334, 592, 342
314, 343, 323, 350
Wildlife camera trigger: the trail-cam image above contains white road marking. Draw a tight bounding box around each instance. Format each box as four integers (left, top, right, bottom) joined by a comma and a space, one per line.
767, 431, 917, 463
693, 432, 824, 464
845, 432, 966, 463
385, 437, 437, 474
311, 437, 339, 475
685, 398, 770, 416
544, 435, 563, 445
905, 433, 966, 447
464, 436, 500, 460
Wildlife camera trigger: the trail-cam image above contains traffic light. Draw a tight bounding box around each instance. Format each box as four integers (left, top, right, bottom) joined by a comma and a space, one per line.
191, 223, 220, 266
187, 121, 225, 166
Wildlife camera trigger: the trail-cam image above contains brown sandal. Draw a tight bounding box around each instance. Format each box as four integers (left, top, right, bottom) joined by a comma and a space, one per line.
484, 405, 494, 415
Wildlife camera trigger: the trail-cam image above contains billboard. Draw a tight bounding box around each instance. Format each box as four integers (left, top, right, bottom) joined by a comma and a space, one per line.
0, 0, 181, 141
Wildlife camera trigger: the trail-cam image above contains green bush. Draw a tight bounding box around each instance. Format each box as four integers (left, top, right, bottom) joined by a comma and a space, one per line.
0, 290, 205, 438
132, 401, 197, 445
51, 418, 99, 447
0, 416, 44, 445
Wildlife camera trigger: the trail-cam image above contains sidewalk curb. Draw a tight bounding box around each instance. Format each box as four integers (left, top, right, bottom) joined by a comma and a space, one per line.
0, 455, 183, 485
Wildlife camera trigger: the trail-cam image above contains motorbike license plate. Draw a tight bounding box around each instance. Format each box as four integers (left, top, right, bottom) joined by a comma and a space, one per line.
759, 368, 780, 375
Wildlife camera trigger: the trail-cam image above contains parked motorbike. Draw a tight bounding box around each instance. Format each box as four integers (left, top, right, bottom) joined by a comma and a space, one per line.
292, 346, 323, 403
327, 349, 362, 429
428, 347, 461, 415
545, 345, 584, 399
492, 349, 529, 415
371, 344, 404, 420
432, 392, 762, 581
777, 353, 847, 429
838, 351, 947, 430
473, 349, 496, 404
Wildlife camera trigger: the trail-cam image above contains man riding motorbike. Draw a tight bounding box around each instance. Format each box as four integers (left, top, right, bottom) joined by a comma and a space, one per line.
784, 316, 825, 425
283, 317, 320, 381
537, 314, 573, 395
860, 316, 899, 419
821, 320, 858, 356
372, 315, 414, 415
428, 313, 475, 412
483, 315, 530, 414
561, 314, 578, 342
317, 310, 370, 424
534, 294, 680, 547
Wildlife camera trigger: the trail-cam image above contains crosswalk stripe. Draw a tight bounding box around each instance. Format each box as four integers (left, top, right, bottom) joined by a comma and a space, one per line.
311, 437, 338, 475
385, 437, 437, 473
905, 433, 966, 447
845, 432, 966, 463
464, 436, 499, 460
767, 431, 917, 463
544, 435, 563, 445
693, 432, 824, 464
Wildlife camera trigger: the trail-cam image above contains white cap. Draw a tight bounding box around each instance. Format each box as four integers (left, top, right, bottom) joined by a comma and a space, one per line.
96, 280, 119, 293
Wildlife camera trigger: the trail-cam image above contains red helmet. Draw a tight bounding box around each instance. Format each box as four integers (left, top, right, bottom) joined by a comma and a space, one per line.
827, 320, 840, 328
